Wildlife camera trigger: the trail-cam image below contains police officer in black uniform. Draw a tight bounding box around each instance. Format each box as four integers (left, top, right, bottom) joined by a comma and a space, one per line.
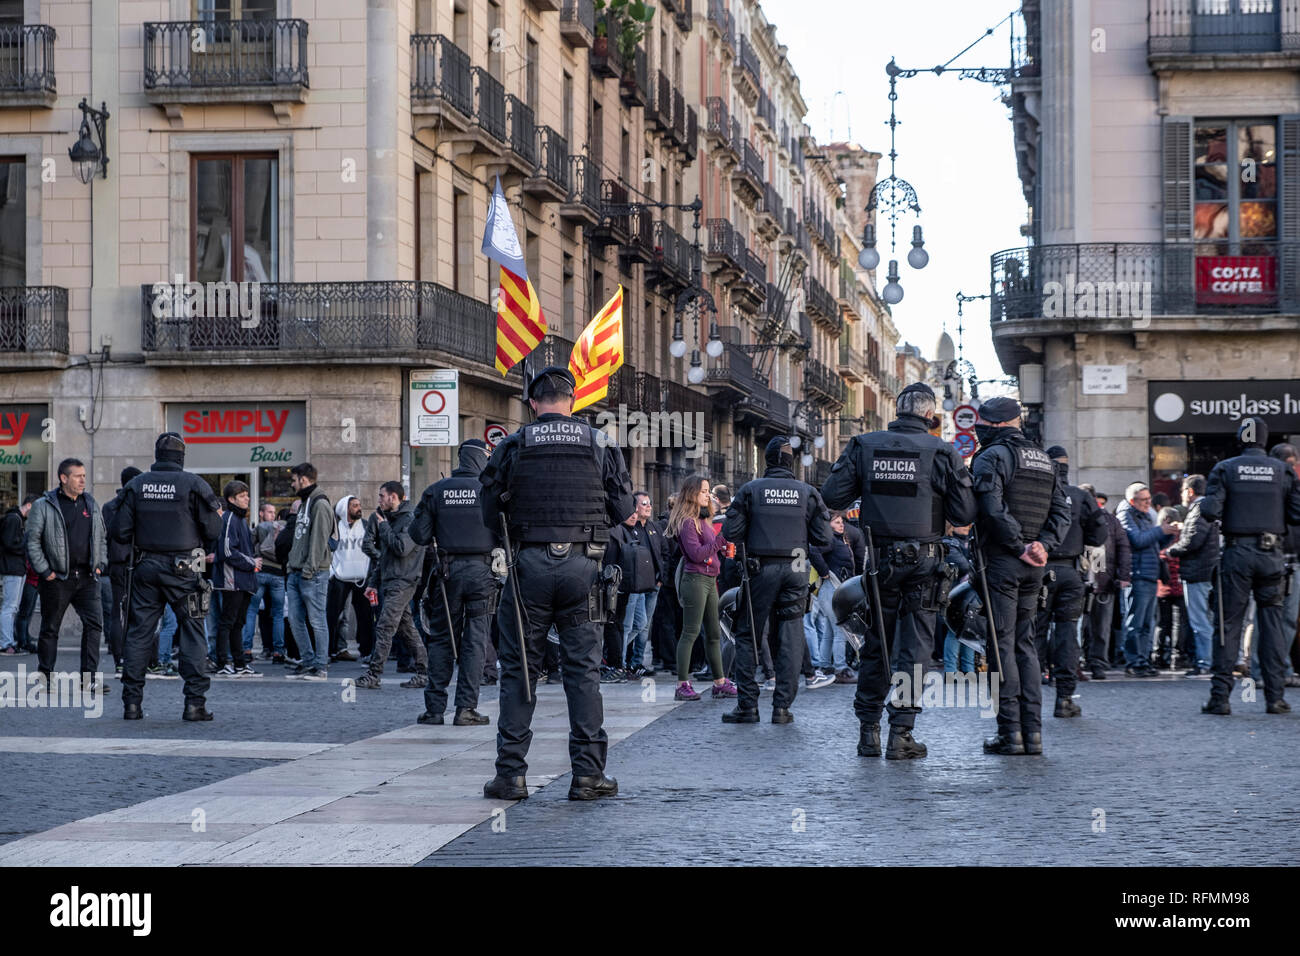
479, 367, 635, 801
113, 433, 224, 721
970, 397, 1070, 755
720, 435, 832, 724
822, 383, 977, 758
1199, 417, 1300, 715
1033, 445, 1107, 718
410, 438, 499, 727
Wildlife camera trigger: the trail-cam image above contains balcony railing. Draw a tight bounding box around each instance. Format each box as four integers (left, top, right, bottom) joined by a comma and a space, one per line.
0, 24, 56, 102
671, 88, 686, 144
1148, 0, 1296, 55
591, 19, 624, 77
535, 126, 568, 189
683, 104, 698, 161
506, 94, 536, 165
567, 154, 601, 209
743, 247, 766, 287
471, 67, 505, 142
790, 134, 804, 175
649, 219, 693, 289
707, 218, 744, 271
620, 45, 648, 107
738, 34, 760, 85
0, 286, 68, 354
652, 70, 673, 131
619, 204, 655, 263
990, 240, 1300, 321
756, 87, 775, 132
707, 337, 764, 395
141, 281, 520, 369
410, 34, 472, 116
560, 0, 595, 47
143, 19, 308, 93
675, 0, 693, 33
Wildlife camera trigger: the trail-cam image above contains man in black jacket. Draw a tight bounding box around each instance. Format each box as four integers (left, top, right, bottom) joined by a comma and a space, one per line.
1165, 474, 1219, 677
101, 467, 143, 671
356, 482, 428, 689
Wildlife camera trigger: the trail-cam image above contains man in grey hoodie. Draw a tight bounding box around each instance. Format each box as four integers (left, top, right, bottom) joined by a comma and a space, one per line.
356, 481, 428, 688
285, 462, 335, 681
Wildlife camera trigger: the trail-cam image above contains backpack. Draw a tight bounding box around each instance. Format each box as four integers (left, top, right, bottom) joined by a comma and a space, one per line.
308, 492, 341, 553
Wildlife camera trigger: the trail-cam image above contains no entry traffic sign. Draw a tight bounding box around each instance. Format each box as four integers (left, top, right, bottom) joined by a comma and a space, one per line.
953, 404, 978, 431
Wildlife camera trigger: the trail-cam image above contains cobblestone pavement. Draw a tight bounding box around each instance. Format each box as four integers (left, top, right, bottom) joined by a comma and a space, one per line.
423, 674, 1300, 866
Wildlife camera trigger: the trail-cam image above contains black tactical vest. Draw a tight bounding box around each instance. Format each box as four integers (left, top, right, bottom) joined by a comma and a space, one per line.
128, 470, 205, 553
1051, 483, 1088, 558
1004, 438, 1056, 542
854, 431, 943, 541
745, 477, 809, 556
1220, 453, 1288, 535
506, 418, 608, 543
433, 476, 496, 554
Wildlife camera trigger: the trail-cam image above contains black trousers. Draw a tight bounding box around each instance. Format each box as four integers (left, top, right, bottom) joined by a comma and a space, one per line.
853, 550, 942, 731
1212, 543, 1288, 705
495, 544, 606, 778
215, 589, 252, 667
13, 579, 38, 649
601, 590, 629, 666
730, 559, 808, 711
1033, 560, 1085, 698
36, 569, 103, 678
984, 551, 1046, 735
120, 554, 209, 708
327, 577, 374, 657
424, 555, 496, 715
1082, 589, 1118, 672
108, 566, 130, 666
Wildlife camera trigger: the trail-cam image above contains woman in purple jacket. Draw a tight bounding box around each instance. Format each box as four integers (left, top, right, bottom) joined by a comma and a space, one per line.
666, 475, 737, 701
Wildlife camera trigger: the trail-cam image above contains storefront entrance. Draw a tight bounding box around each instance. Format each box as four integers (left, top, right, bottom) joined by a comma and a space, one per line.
0, 403, 50, 509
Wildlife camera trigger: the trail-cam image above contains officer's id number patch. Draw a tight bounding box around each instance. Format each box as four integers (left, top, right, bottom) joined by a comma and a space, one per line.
140, 481, 180, 501
1235, 463, 1276, 482
442, 488, 477, 506
523, 420, 591, 447
870, 450, 920, 497
1016, 446, 1055, 473
761, 487, 804, 506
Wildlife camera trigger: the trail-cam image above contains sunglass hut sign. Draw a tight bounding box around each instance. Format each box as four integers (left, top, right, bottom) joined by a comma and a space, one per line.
165, 402, 306, 467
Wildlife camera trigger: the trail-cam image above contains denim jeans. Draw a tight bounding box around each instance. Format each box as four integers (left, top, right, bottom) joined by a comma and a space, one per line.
621, 589, 658, 669
158, 604, 178, 664
243, 571, 285, 654
286, 571, 330, 669
1250, 564, 1299, 682
943, 625, 976, 672
1183, 579, 1214, 669
810, 578, 847, 670
0, 573, 23, 649
202, 590, 222, 658
1122, 577, 1159, 667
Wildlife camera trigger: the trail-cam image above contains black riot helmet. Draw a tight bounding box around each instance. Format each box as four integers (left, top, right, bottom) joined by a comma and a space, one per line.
944, 580, 987, 654
155, 431, 186, 466
831, 574, 873, 636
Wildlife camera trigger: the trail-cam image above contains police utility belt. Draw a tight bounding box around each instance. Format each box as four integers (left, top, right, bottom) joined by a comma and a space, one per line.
877, 540, 943, 567
1225, 532, 1282, 551
520, 540, 608, 560
141, 549, 212, 620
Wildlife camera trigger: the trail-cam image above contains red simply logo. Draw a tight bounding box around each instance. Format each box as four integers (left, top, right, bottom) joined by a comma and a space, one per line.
0, 412, 30, 447
182, 408, 289, 444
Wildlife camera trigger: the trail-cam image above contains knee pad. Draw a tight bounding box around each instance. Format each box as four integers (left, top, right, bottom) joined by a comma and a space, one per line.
775, 596, 805, 622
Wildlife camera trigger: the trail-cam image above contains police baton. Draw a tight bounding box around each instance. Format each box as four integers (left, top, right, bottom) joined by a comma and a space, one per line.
737, 543, 761, 665
1215, 564, 1226, 648
499, 514, 531, 703
426, 534, 459, 663
862, 527, 892, 676
969, 526, 1005, 682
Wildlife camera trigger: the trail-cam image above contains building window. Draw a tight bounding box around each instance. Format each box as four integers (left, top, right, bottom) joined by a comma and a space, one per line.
0, 157, 24, 287
563, 252, 574, 338
526, 34, 539, 111
1194, 119, 1276, 249
562, 71, 573, 146
191, 153, 278, 283
193, 0, 275, 19
487, 0, 502, 81
0, 0, 20, 25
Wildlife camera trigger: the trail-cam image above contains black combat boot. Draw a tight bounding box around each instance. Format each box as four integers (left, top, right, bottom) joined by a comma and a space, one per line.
885, 727, 927, 760
182, 702, 213, 722
1266, 699, 1291, 715
454, 708, 490, 726
857, 723, 881, 757
568, 774, 618, 801
1024, 732, 1043, 755
983, 730, 1026, 755
483, 775, 528, 800
123, 702, 143, 720
721, 705, 759, 723
1201, 698, 1231, 716
771, 707, 794, 724
417, 711, 444, 725
1054, 697, 1081, 718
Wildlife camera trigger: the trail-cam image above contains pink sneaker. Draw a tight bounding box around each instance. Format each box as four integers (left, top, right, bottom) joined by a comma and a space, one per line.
675, 681, 701, 701
712, 679, 738, 698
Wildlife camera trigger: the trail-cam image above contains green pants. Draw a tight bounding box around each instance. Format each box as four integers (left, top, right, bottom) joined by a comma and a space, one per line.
676, 572, 724, 682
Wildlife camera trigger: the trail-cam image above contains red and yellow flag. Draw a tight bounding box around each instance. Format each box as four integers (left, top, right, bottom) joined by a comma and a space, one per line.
569, 286, 625, 413
495, 266, 547, 375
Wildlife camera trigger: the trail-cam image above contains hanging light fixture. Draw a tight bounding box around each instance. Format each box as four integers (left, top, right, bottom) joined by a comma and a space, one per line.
801, 453, 814, 468
687, 348, 705, 384
814, 434, 826, 450
882, 260, 904, 305
669, 316, 687, 358
705, 314, 723, 358
907, 224, 929, 270
789, 434, 802, 449
857, 223, 880, 271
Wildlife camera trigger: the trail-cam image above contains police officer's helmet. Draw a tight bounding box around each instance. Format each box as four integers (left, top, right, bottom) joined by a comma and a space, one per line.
944, 580, 987, 653
831, 575, 873, 636
719, 586, 739, 623
155, 431, 186, 466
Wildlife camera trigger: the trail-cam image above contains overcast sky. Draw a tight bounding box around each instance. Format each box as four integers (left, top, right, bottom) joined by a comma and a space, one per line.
761, 0, 1028, 386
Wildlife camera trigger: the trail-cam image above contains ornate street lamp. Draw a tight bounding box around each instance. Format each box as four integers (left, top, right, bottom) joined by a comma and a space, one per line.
69, 98, 110, 184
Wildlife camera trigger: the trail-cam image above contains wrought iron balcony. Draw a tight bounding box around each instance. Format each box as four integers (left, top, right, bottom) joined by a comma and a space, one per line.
0, 287, 68, 360
706, 331, 764, 398
590, 20, 624, 78
620, 45, 648, 107
471, 67, 505, 142
1147, 0, 1298, 57
705, 97, 736, 161
683, 104, 698, 162
731, 138, 763, 204
651, 70, 673, 132
735, 34, 760, 103
675, 0, 693, 33
790, 133, 805, 177
837, 339, 865, 382
705, 218, 744, 275
647, 220, 693, 292
619, 205, 656, 265
588, 179, 631, 250
522, 126, 569, 202
531, 332, 578, 372
757, 183, 782, 238
140, 280, 527, 372
560, 0, 595, 48
0, 25, 56, 107
803, 357, 845, 407
670, 88, 687, 146
411, 34, 472, 125
732, 246, 767, 312
755, 87, 775, 135
505, 94, 536, 170
559, 154, 602, 225
143, 18, 308, 113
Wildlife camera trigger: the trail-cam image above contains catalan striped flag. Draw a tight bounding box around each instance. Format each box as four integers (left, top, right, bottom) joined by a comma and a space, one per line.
481, 175, 546, 374
569, 285, 625, 413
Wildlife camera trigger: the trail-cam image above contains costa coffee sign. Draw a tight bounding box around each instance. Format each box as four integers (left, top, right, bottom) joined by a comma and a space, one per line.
0, 404, 49, 469
165, 402, 306, 469
1195, 256, 1276, 306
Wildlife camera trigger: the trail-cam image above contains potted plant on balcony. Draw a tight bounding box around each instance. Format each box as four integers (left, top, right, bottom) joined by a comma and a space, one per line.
593, 0, 654, 81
